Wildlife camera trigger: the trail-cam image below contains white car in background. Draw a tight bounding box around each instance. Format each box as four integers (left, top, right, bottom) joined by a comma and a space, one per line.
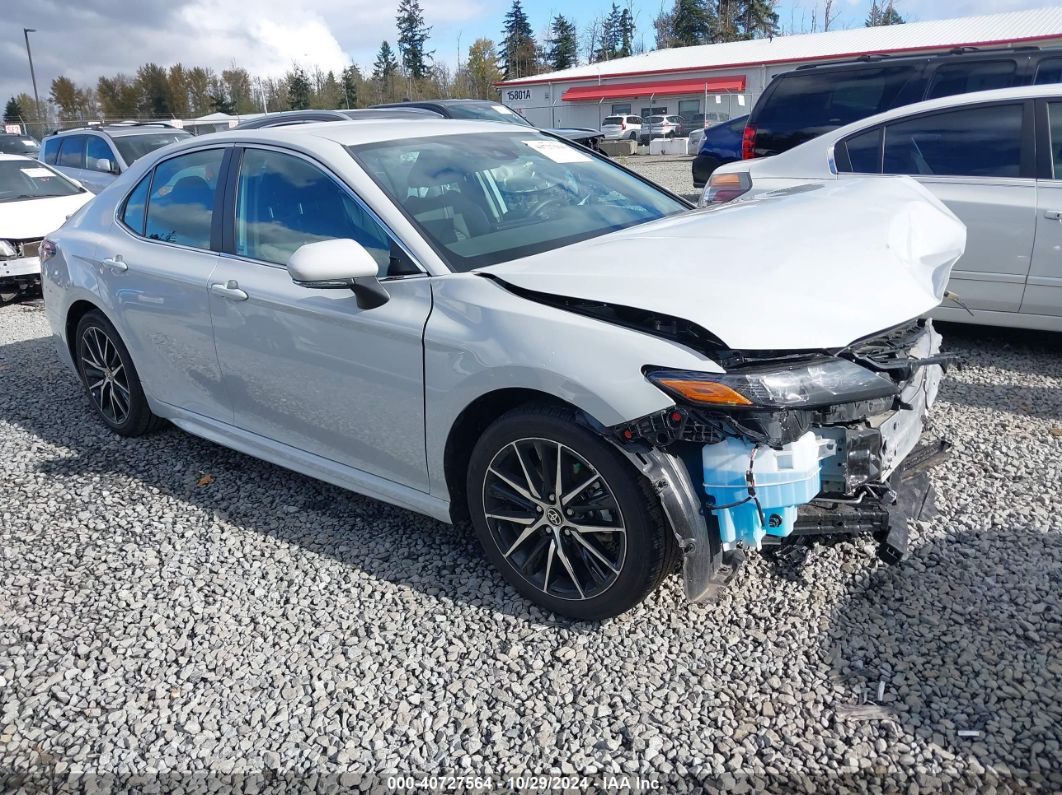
600, 115, 642, 140
704, 84, 1062, 333
0, 155, 92, 298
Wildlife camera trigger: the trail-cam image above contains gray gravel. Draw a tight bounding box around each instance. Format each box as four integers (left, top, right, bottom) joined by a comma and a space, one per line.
2, 288, 1061, 788
615, 154, 700, 201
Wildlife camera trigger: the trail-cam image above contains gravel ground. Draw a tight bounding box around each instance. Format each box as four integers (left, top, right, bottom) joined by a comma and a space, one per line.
1, 254, 1060, 789
615, 155, 700, 201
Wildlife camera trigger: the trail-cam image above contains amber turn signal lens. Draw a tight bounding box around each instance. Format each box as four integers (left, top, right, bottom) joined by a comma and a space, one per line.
655, 378, 753, 406
708, 172, 745, 188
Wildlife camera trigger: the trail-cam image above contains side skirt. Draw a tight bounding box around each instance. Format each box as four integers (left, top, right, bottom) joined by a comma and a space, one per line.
150, 400, 453, 524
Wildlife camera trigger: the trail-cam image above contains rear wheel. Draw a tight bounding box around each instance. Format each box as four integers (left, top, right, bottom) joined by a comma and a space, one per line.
74, 310, 163, 436
467, 405, 676, 619
629, 131, 638, 140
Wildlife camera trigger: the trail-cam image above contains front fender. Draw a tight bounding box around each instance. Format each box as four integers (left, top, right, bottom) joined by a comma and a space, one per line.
424, 273, 722, 497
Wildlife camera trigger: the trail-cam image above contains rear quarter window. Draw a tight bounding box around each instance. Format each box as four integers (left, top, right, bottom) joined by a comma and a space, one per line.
926, 60, 1018, 100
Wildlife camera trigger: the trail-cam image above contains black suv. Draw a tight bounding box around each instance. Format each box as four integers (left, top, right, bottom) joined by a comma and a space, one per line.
745, 47, 1062, 159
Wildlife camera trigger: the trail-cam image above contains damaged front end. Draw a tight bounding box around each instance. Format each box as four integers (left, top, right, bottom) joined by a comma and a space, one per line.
611, 319, 954, 602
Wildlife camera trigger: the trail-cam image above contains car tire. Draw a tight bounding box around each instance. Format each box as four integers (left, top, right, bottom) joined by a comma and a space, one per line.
466, 404, 677, 620
629, 131, 637, 140
74, 310, 163, 437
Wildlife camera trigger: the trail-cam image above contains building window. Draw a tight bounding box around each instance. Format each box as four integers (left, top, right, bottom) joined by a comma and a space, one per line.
641, 106, 667, 117
611, 103, 631, 115
678, 99, 701, 115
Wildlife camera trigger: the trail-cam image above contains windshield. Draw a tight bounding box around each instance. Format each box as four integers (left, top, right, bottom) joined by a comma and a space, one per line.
0, 159, 82, 202
0, 137, 39, 155
350, 132, 687, 271
445, 103, 535, 128
112, 131, 191, 165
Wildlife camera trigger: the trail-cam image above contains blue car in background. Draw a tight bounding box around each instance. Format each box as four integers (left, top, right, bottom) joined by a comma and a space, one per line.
692, 115, 747, 189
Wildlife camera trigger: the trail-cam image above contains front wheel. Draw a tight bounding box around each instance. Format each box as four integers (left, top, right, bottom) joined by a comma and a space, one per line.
467, 405, 676, 619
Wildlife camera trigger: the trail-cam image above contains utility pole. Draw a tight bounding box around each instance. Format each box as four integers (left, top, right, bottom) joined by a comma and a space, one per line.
23, 28, 41, 126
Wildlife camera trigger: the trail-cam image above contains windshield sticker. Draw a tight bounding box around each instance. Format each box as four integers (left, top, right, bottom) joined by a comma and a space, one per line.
522, 140, 591, 164
20, 167, 55, 179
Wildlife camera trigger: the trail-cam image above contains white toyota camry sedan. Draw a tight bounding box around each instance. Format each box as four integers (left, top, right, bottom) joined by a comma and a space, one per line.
40, 119, 964, 618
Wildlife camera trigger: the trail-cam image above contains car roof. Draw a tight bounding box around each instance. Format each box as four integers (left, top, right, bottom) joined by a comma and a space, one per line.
194, 117, 540, 148
47, 124, 187, 138
786, 44, 1059, 73
234, 107, 442, 129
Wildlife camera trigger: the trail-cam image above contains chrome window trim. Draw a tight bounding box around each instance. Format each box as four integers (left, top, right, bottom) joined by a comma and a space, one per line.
231, 143, 428, 277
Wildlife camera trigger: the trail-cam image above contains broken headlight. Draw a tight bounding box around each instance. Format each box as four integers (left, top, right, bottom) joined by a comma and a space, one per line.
647, 358, 898, 410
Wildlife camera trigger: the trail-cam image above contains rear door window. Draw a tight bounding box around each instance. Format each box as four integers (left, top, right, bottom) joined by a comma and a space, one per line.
602, 116, 623, 125
926, 60, 1018, 99
42, 138, 61, 164
85, 137, 113, 172
57, 136, 86, 169
144, 148, 225, 249
882, 103, 1023, 178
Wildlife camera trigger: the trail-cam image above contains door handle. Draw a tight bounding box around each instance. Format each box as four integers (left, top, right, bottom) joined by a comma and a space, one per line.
210, 280, 249, 301
1045, 210, 1062, 221
102, 255, 128, 272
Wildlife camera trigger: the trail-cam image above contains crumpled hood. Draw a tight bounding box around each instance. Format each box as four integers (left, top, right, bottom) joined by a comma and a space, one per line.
0, 192, 94, 240
484, 177, 966, 351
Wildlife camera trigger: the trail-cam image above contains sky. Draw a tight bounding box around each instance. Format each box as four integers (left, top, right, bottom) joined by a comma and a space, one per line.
1, 0, 1051, 110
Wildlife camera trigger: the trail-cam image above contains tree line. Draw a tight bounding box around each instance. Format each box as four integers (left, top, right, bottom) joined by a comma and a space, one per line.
2, 0, 905, 130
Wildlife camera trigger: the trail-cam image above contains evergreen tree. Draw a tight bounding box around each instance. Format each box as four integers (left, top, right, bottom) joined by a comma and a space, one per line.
593, 4, 629, 61
372, 41, 400, 101
372, 41, 400, 81
209, 93, 236, 114
739, 0, 779, 39
617, 8, 635, 57
655, 0, 715, 48
135, 63, 171, 117
501, 0, 537, 79
547, 15, 579, 71
396, 0, 433, 81
4, 97, 24, 123
341, 64, 362, 108
716, 0, 741, 42
674, 0, 716, 46
287, 66, 311, 110
867, 0, 904, 26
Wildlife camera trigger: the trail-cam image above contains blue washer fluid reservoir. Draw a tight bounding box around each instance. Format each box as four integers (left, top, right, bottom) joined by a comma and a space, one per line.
702, 432, 831, 550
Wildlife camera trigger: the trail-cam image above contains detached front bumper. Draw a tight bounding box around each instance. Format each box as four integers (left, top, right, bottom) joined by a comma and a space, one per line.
0, 255, 41, 283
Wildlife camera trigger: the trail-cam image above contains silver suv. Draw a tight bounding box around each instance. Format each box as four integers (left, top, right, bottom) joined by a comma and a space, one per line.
40, 123, 191, 193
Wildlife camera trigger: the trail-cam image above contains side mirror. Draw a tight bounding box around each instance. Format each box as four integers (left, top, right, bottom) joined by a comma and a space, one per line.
287, 238, 390, 310
95, 158, 114, 174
